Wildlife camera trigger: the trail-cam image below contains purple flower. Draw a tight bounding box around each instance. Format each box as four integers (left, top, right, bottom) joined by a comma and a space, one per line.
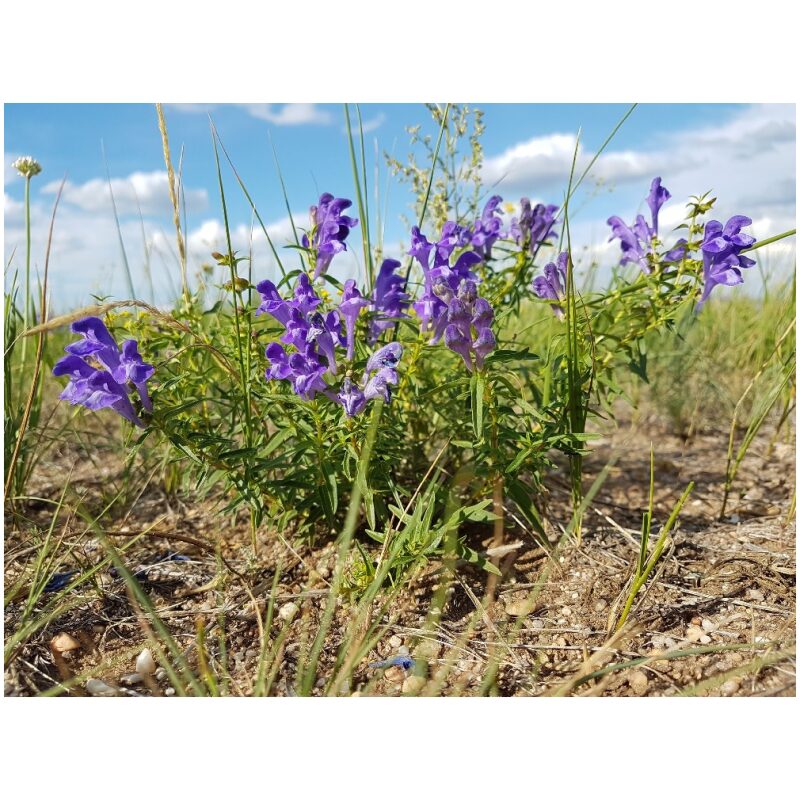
369, 259, 409, 342
409, 226, 434, 270
664, 239, 688, 262
363, 367, 399, 403
511, 199, 559, 254
260, 274, 343, 396
607, 177, 689, 274
607, 215, 650, 273
255, 279, 291, 324
53, 317, 153, 428
532, 251, 568, 319
265, 343, 327, 400
79, 370, 145, 428
646, 177, 670, 236
701, 216, 756, 254
408, 218, 488, 340
471, 195, 504, 260
334, 342, 404, 417
44, 570, 80, 593
697, 216, 757, 309
337, 377, 367, 417
302, 193, 359, 279
369, 655, 415, 670
443, 280, 495, 372
306, 311, 341, 375
366, 342, 402, 373
119, 339, 155, 411
66, 316, 121, 368
292, 273, 323, 315
339, 279, 369, 361
436, 221, 472, 264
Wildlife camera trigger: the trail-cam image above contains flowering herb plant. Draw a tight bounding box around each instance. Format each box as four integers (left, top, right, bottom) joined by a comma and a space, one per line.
47, 109, 789, 596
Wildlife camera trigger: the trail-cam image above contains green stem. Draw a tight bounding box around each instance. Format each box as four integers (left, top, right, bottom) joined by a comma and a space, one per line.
743, 228, 796, 253
22, 176, 32, 361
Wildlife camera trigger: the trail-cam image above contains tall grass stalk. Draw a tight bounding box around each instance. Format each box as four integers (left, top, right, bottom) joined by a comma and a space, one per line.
615, 480, 694, 631
155, 103, 189, 304
4, 179, 63, 503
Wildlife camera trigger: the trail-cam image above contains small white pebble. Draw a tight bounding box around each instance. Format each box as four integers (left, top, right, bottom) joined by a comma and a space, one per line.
686, 625, 704, 643
701, 619, 716, 632
699, 635, 712, 645
51, 633, 81, 654
389, 635, 403, 649
86, 679, 117, 697
135, 648, 156, 676
628, 670, 649, 696
278, 601, 299, 623
720, 678, 741, 696
505, 600, 530, 617
165, 687, 176, 696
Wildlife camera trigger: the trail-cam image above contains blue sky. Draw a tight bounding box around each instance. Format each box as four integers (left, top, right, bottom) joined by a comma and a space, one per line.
4, 103, 795, 308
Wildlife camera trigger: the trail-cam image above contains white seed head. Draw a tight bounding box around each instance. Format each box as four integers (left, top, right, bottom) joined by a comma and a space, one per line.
11, 156, 42, 178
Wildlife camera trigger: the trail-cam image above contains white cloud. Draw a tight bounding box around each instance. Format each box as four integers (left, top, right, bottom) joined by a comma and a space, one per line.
5, 152, 22, 186
482, 133, 692, 192
169, 103, 333, 126
4, 191, 24, 219
341, 112, 386, 135
243, 103, 332, 126
39, 170, 208, 216
182, 214, 303, 261
484, 104, 795, 275
483, 104, 795, 207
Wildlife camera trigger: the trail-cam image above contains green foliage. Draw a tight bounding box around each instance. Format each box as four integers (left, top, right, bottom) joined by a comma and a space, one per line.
4, 106, 795, 698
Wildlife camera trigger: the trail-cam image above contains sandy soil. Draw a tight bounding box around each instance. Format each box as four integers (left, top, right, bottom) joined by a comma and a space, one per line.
4, 413, 795, 697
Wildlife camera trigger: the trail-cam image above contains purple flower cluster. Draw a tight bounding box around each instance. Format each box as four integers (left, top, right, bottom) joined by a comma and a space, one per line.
470, 195, 504, 260
409, 224, 482, 341
257, 274, 343, 399
697, 216, 756, 309
337, 342, 403, 417
369, 258, 409, 342
532, 251, 569, 319
301, 193, 359, 280
257, 273, 403, 415
510, 199, 559, 253
607, 177, 687, 273
52, 317, 154, 428
440, 280, 496, 372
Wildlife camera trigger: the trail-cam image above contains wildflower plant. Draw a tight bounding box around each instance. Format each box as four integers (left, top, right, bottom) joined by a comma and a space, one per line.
40, 105, 794, 598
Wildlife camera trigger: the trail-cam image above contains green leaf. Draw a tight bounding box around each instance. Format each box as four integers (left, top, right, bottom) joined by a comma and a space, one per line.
455, 541, 501, 576
471, 371, 485, 442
